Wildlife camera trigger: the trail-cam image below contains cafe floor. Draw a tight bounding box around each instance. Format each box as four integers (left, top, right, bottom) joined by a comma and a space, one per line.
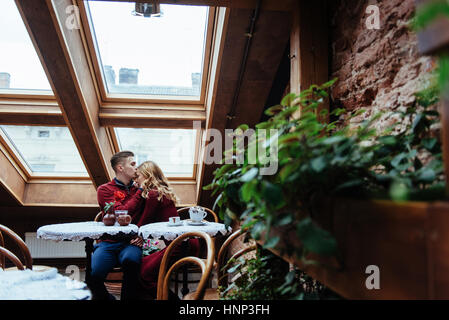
58, 267, 218, 300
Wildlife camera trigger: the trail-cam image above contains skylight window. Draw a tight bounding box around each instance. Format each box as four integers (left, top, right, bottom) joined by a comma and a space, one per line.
0, 0, 53, 93
114, 128, 197, 177
0, 126, 88, 176
85, 1, 209, 101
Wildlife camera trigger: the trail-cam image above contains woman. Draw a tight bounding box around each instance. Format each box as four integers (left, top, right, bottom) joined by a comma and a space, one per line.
134, 160, 199, 298
134, 160, 179, 227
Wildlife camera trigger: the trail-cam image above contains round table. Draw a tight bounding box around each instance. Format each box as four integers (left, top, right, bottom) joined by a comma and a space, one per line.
37, 221, 139, 283
0, 268, 91, 300
138, 220, 232, 240
37, 221, 138, 242
139, 220, 232, 296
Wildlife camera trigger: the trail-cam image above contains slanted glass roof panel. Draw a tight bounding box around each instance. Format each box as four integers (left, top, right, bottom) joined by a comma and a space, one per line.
86, 1, 208, 99
114, 128, 196, 177
0, 126, 87, 175
0, 1, 52, 93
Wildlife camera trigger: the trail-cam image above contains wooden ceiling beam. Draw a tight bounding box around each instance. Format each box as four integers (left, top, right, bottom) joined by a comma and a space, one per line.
99, 107, 206, 129
15, 0, 114, 188
0, 102, 65, 126
91, 0, 293, 11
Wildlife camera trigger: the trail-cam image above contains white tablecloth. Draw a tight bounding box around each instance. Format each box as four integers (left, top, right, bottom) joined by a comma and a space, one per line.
37, 221, 139, 241
0, 268, 91, 300
138, 221, 232, 240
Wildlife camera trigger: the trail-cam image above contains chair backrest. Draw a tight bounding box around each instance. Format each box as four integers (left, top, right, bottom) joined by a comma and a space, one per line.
215, 229, 257, 288
157, 231, 215, 300
94, 211, 102, 222
0, 247, 24, 270
177, 206, 219, 223
0, 224, 33, 270
0, 230, 4, 269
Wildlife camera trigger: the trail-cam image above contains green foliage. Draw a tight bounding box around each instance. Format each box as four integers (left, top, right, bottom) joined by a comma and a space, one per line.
219, 249, 334, 300
412, 0, 449, 31
205, 77, 444, 255
103, 201, 115, 213
206, 77, 444, 299
413, 1, 449, 95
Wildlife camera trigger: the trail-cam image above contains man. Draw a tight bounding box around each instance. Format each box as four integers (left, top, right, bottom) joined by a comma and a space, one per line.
88, 150, 145, 300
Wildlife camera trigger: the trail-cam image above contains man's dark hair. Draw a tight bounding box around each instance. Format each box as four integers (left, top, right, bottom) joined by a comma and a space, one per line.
110, 151, 134, 172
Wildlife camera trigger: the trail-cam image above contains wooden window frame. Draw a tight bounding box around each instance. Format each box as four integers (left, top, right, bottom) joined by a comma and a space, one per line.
0, 2, 226, 188
0, 125, 91, 182
77, 0, 215, 107
108, 125, 201, 181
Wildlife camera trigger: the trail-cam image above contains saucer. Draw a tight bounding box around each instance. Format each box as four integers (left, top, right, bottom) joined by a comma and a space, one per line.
167, 221, 183, 227
186, 219, 207, 226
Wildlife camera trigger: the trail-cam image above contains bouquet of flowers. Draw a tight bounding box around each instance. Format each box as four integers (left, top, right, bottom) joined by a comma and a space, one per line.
103, 190, 126, 213
142, 239, 161, 257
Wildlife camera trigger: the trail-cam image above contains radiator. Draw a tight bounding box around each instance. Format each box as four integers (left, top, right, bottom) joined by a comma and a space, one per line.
25, 232, 85, 258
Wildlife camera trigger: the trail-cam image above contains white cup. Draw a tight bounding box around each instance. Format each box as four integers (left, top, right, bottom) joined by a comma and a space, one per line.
169, 216, 181, 225
189, 207, 207, 222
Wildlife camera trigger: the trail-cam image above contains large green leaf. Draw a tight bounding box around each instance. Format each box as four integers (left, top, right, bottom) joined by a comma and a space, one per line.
241, 180, 257, 202
240, 167, 259, 182
262, 181, 284, 207
296, 218, 337, 256
311, 156, 326, 172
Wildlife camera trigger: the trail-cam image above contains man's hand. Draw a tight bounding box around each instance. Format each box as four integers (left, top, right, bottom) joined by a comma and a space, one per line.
130, 236, 144, 247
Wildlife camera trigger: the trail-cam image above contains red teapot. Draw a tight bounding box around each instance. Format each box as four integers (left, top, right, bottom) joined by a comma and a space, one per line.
117, 214, 132, 226
115, 210, 131, 226
102, 212, 116, 226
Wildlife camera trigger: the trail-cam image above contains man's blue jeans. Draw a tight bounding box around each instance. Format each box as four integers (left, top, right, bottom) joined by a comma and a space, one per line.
87, 241, 142, 300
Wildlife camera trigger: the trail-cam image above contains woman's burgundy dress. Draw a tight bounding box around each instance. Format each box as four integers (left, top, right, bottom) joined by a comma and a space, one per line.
133, 190, 199, 296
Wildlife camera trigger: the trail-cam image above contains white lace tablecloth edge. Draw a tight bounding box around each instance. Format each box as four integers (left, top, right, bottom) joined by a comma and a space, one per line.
36, 222, 138, 242
139, 224, 233, 241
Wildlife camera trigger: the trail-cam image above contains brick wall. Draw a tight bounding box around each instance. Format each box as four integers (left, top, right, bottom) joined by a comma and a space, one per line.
330, 0, 435, 130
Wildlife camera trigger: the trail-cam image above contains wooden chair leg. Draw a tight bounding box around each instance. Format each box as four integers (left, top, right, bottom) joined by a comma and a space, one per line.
181, 265, 189, 296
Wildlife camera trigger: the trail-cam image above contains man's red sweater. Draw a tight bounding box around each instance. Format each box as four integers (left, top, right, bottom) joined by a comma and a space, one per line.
97, 178, 145, 227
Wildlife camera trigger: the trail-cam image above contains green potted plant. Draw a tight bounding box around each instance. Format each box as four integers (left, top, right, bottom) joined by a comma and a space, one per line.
205, 76, 449, 299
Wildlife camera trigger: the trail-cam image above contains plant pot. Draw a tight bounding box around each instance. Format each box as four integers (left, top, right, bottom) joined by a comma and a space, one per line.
102, 212, 116, 226
260, 198, 449, 299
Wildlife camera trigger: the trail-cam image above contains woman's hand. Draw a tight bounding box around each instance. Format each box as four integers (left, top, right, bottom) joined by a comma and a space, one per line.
130, 236, 144, 248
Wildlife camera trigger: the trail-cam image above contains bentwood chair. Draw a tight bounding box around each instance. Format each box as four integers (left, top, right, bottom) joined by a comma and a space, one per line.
0, 247, 25, 270
0, 224, 53, 272
183, 229, 257, 300
94, 212, 123, 297
157, 231, 215, 300
173, 206, 220, 294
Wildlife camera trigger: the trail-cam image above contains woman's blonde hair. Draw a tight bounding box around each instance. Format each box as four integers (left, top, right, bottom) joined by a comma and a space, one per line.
137, 160, 179, 205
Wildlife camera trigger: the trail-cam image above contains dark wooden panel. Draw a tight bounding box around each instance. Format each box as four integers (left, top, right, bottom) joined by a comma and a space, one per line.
290, 0, 329, 121
261, 199, 449, 299
0, 147, 25, 206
